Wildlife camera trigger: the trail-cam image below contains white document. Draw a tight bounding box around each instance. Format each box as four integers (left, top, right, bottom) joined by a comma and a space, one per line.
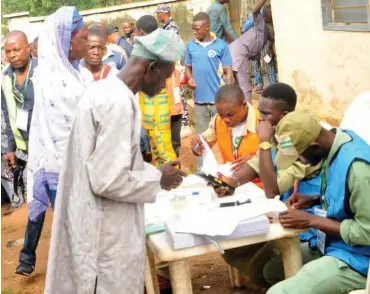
169, 198, 287, 236
264, 54, 272, 63
200, 135, 233, 177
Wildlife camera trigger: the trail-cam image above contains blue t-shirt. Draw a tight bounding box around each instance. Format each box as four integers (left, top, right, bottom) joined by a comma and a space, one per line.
185, 37, 232, 103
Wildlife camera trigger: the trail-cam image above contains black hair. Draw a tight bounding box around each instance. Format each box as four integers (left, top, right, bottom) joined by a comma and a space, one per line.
136, 15, 158, 34
215, 84, 245, 104
88, 26, 107, 41
261, 83, 297, 112
193, 12, 210, 24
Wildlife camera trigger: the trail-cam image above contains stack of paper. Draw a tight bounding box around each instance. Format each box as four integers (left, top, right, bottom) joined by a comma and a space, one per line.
165, 215, 270, 249
165, 197, 288, 249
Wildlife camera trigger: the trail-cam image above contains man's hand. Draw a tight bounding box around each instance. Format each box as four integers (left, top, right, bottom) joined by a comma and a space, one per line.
279, 209, 313, 229
212, 173, 238, 197
158, 160, 187, 190
4, 152, 16, 170
188, 78, 197, 89
231, 155, 254, 172
190, 134, 205, 156
256, 120, 274, 142
287, 193, 320, 210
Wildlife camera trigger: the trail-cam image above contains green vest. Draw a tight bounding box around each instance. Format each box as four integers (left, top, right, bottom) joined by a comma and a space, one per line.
2, 66, 27, 151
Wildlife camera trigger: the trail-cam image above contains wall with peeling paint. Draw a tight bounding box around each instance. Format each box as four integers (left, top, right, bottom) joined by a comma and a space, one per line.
272, 0, 370, 126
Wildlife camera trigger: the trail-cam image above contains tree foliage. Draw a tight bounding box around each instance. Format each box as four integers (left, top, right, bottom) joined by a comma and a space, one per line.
2, 0, 132, 17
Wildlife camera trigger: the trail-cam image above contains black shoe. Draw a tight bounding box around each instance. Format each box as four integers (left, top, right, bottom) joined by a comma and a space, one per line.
15, 262, 34, 276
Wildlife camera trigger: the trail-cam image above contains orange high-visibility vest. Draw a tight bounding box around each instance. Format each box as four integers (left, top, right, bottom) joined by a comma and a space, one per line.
215, 112, 262, 188
166, 63, 183, 116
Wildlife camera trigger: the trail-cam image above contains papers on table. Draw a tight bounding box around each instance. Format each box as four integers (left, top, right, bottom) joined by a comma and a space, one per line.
166, 215, 269, 250
145, 182, 288, 249
169, 197, 287, 237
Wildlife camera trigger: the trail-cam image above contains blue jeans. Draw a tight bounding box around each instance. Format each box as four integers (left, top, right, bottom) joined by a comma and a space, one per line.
251, 54, 263, 87
19, 189, 56, 267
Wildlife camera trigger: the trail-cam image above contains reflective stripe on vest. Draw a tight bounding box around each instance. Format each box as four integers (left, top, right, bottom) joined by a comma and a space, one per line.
2, 73, 27, 151
324, 130, 370, 276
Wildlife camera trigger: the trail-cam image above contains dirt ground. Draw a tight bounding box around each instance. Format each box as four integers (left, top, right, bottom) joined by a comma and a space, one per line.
1, 136, 265, 294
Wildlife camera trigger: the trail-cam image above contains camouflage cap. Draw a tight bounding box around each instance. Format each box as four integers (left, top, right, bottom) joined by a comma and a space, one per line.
274, 109, 322, 170
157, 4, 171, 13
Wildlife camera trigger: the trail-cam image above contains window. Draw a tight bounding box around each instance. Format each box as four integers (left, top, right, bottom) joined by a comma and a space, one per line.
322, 0, 370, 32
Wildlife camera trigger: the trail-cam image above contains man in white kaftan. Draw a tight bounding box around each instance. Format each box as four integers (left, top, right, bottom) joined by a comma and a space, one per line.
45, 29, 186, 293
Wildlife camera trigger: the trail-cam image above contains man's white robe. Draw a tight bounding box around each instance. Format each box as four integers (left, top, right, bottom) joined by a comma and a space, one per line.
45, 76, 162, 294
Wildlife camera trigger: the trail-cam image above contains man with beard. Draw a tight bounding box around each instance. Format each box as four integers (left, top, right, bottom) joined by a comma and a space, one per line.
266, 109, 370, 294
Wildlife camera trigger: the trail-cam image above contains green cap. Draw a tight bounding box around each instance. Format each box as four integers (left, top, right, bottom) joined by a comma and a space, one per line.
275, 109, 322, 170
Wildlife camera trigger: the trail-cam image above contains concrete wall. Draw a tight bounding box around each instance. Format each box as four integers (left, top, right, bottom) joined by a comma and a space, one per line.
271, 0, 370, 126
4, 0, 213, 43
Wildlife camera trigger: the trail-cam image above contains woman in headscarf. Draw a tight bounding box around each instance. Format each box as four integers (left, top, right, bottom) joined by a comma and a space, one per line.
15, 6, 92, 276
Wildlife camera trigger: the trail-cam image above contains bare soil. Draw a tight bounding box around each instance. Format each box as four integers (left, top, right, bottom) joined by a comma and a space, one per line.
1, 137, 265, 294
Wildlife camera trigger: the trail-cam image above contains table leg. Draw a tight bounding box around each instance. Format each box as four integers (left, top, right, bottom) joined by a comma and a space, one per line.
279, 236, 302, 279
169, 259, 192, 294
228, 265, 242, 288
145, 246, 160, 294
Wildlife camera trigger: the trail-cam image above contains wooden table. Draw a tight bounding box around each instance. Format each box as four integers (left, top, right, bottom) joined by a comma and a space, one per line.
145, 222, 303, 294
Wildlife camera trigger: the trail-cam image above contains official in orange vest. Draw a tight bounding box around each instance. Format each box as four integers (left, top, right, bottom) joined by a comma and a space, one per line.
191, 84, 261, 187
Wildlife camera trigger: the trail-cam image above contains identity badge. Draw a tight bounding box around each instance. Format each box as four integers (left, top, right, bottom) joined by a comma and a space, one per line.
314, 207, 327, 255
16, 108, 29, 131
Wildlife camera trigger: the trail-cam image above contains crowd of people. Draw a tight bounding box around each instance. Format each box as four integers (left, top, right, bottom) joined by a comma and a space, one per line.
1, 0, 369, 293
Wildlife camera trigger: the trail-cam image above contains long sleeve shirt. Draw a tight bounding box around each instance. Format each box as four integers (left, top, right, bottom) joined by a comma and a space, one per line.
207, 2, 238, 41
1, 57, 38, 152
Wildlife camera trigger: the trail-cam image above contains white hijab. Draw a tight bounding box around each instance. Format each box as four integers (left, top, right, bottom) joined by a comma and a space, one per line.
27, 6, 93, 221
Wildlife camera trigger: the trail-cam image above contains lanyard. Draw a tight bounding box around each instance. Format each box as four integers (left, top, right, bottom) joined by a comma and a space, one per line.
320, 160, 328, 210
13, 59, 32, 108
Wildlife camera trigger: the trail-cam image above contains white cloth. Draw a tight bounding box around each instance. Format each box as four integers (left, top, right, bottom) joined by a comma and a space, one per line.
45, 76, 162, 293
340, 91, 370, 145
27, 7, 93, 220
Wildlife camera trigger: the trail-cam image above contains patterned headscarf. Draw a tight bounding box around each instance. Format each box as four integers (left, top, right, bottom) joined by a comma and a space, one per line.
71, 8, 84, 37
132, 28, 185, 62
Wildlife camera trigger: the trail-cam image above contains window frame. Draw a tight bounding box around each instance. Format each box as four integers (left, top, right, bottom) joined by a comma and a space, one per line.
321, 0, 370, 32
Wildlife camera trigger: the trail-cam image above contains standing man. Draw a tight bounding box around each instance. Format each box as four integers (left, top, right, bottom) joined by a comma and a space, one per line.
107, 24, 133, 59
45, 29, 186, 293
157, 4, 185, 156
88, 23, 127, 70
242, 8, 278, 93
207, 0, 238, 42
1, 31, 37, 274
229, 0, 270, 102
185, 12, 233, 137
83, 28, 118, 81
267, 109, 370, 294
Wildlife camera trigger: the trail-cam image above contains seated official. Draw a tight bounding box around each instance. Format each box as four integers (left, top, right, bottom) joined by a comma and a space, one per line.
266, 109, 370, 294
219, 84, 323, 286
191, 84, 261, 186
